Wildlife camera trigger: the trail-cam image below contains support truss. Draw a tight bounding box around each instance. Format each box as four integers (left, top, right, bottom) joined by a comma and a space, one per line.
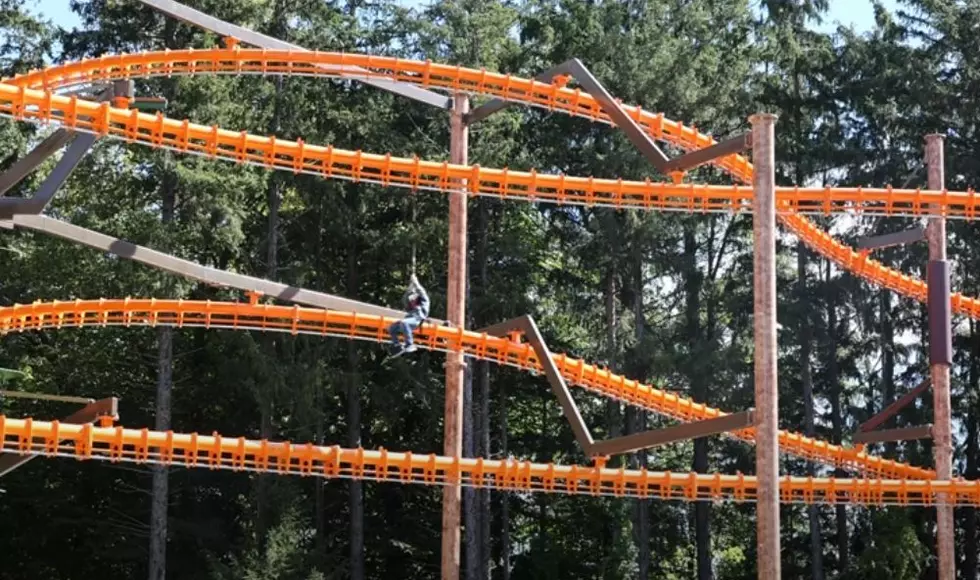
853, 379, 932, 444
135, 0, 451, 109
479, 315, 753, 457
465, 59, 750, 175
0, 83, 120, 219
0, 396, 118, 477
5, 214, 406, 319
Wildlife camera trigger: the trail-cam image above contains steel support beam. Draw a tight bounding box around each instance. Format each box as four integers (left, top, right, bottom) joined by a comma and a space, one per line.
8, 215, 405, 318
0, 134, 97, 219
662, 132, 752, 174
589, 410, 754, 457
0, 130, 75, 197
859, 378, 929, 433
0, 83, 120, 218
135, 0, 451, 109
464, 61, 573, 125
853, 424, 933, 445
856, 227, 926, 250
464, 59, 670, 172
0, 397, 118, 477
479, 315, 594, 451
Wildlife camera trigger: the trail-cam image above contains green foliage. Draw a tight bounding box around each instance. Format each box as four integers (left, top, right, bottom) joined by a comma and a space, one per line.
1, 1, 980, 579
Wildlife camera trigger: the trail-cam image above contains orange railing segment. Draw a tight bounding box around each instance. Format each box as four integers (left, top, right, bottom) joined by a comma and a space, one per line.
0, 298, 936, 480
0, 416, 973, 505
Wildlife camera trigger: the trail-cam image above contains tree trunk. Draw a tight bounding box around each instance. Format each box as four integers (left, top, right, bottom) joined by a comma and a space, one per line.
881, 289, 897, 457
477, 200, 492, 580
148, 165, 175, 580
798, 244, 824, 580
826, 261, 848, 574
605, 264, 621, 441
346, 189, 365, 580
683, 224, 712, 580
464, 367, 478, 580
500, 379, 510, 580
631, 248, 650, 580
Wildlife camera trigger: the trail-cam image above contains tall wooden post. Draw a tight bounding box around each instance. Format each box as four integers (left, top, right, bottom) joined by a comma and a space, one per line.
926, 133, 955, 580
442, 93, 469, 580
750, 112, 780, 580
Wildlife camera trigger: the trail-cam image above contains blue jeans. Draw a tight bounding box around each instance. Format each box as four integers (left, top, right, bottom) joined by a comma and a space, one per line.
389, 316, 421, 348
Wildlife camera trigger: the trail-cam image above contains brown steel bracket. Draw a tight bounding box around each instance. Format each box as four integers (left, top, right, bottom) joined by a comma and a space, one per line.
0, 396, 118, 477
479, 315, 753, 457
852, 378, 932, 444
479, 315, 594, 451
589, 409, 755, 456
465, 59, 750, 175
854, 424, 933, 445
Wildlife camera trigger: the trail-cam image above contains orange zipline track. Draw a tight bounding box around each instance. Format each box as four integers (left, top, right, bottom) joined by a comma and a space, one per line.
0, 49, 962, 484
0, 416, 975, 506
1, 51, 978, 218
3, 48, 979, 328
0, 298, 935, 480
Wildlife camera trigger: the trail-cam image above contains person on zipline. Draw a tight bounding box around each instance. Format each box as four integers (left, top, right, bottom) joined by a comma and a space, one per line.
389, 274, 429, 355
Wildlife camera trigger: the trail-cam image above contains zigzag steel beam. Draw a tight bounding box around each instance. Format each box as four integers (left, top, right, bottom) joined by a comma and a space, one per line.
853, 424, 933, 445
468, 59, 670, 172
859, 378, 930, 433
8, 215, 405, 319
0, 130, 75, 197
0, 396, 118, 477
465, 61, 575, 125
588, 410, 755, 457
663, 132, 752, 174
135, 0, 451, 109
0, 134, 97, 219
481, 316, 594, 451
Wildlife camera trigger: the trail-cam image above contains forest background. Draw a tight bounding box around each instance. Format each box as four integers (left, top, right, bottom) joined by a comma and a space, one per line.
1, 0, 978, 579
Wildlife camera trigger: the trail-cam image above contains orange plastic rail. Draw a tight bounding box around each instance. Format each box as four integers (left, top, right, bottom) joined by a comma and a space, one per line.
0, 416, 973, 506
0, 67, 973, 217
5, 49, 978, 327
0, 298, 935, 480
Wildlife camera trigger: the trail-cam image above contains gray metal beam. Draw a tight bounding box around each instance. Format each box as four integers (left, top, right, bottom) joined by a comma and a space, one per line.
856, 227, 926, 250
662, 132, 752, 173
480, 315, 595, 451
0, 130, 75, 197
858, 378, 929, 433
852, 424, 933, 445
464, 61, 573, 125
0, 397, 118, 477
588, 410, 755, 457
0, 133, 97, 219
135, 0, 451, 109
464, 59, 670, 172
8, 214, 406, 319
928, 259, 953, 365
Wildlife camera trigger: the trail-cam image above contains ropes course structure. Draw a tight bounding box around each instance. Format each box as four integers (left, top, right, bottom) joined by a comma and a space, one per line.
0, 1, 971, 577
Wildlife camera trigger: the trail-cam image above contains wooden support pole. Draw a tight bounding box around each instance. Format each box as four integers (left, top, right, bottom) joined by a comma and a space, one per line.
926, 133, 955, 580
750, 112, 780, 580
442, 93, 468, 580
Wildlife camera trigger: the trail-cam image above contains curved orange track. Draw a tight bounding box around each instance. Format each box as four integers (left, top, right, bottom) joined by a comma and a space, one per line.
0, 298, 936, 480
3, 48, 977, 325
0, 416, 975, 506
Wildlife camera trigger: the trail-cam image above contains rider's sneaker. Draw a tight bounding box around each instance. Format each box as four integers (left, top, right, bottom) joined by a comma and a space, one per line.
404, 344, 418, 353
